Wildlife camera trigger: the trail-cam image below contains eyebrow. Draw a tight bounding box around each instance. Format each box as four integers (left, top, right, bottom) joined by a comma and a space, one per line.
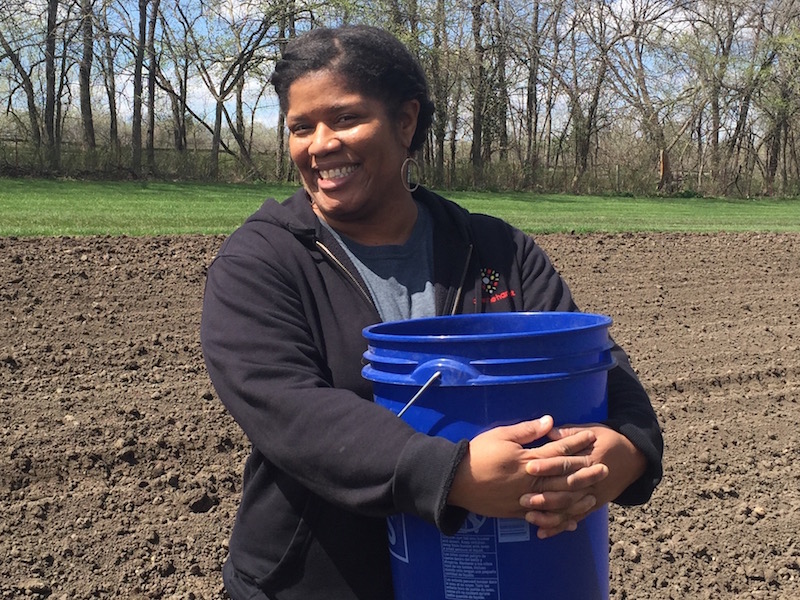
286, 100, 363, 123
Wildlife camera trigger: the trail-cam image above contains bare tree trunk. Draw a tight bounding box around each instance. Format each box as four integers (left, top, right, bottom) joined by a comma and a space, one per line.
490, 0, 508, 162
194, 17, 272, 179
167, 53, 189, 153
132, 0, 149, 177
44, 0, 59, 171
99, 4, 120, 163
210, 100, 223, 179
55, 19, 70, 169
156, 10, 188, 153
275, 5, 295, 181
470, 0, 486, 187
658, 149, 671, 192
0, 30, 42, 150
430, 0, 447, 186
565, 1, 612, 193
79, 0, 96, 153
780, 120, 788, 194
222, 104, 261, 178
146, 0, 161, 175
524, 0, 542, 186
236, 79, 245, 142
449, 80, 462, 187
542, 8, 561, 170
764, 85, 790, 196
691, 3, 739, 192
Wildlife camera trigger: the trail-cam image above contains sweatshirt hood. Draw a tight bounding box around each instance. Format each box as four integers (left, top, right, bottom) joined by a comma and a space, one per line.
245, 188, 319, 242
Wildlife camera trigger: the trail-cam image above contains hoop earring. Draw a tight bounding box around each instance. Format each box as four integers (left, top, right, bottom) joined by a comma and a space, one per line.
401, 156, 420, 193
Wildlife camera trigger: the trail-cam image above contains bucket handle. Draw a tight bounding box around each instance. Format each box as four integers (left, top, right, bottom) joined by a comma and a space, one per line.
396, 370, 442, 418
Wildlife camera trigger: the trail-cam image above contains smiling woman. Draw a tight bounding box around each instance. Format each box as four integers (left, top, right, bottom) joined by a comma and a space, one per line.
283, 71, 419, 245
270, 26, 433, 246
200, 24, 662, 600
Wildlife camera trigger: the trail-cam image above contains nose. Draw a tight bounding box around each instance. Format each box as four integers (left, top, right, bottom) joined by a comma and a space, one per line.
308, 123, 341, 157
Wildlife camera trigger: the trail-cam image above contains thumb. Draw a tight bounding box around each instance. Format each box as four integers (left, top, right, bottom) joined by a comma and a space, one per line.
486, 415, 554, 446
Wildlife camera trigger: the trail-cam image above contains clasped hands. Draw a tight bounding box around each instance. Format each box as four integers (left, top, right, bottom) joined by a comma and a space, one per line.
447, 415, 645, 539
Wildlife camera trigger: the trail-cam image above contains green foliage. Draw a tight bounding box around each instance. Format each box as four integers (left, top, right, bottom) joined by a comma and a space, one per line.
1, 178, 799, 237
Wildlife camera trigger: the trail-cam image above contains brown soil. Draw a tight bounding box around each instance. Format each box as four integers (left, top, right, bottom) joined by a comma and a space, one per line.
1, 233, 799, 600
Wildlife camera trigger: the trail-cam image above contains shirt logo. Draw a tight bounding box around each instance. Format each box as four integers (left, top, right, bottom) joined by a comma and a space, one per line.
476, 267, 516, 305
481, 268, 500, 295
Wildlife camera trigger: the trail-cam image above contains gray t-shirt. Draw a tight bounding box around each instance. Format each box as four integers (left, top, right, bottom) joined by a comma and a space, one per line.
320, 203, 435, 322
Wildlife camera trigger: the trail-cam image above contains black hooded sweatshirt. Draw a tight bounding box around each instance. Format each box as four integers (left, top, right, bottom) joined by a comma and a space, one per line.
200, 186, 663, 600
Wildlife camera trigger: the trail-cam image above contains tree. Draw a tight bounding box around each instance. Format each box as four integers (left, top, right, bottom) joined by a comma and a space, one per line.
97, 0, 121, 162
605, 0, 689, 192
558, 0, 616, 191
78, 0, 96, 153
44, 0, 61, 170
0, 4, 43, 151
131, 0, 148, 177
156, 0, 194, 154
181, 0, 274, 179
146, 0, 160, 174
470, 0, 487, 186
275, 3, 295, 181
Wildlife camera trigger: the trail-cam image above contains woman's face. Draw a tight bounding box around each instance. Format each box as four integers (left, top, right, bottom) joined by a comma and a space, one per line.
286, 69, 419, 228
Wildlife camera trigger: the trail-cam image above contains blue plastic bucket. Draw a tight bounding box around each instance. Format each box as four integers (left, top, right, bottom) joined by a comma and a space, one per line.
362, 312, 616, 600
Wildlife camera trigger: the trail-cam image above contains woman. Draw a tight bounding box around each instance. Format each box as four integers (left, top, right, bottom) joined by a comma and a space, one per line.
201, 25, 662, 600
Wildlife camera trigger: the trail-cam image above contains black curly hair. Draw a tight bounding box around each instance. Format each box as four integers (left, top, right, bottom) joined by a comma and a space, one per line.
271, 25, 434, 153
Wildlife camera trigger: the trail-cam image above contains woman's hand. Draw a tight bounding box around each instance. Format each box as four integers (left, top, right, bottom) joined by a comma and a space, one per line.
521, 424, 647, 538
447, 416, 608, 520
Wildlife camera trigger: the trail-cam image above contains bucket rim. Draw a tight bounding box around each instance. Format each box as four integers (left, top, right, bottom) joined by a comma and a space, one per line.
362, 355, 617, 386
363, 311, 612, 343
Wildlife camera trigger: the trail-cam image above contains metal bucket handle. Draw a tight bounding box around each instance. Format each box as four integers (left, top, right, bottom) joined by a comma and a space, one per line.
395, 358, 480, 417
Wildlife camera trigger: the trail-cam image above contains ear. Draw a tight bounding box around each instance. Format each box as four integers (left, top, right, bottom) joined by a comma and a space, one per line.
396, 99, 420, 150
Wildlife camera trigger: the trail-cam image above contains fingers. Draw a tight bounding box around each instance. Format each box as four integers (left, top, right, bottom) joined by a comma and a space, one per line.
548, 423, 607, 443
536, 520, 578, 540
522, 428, 599, 480
517, 463, 607, 538
524, 454, 593, 478
522, 495, 597, 540
535, 519, 580, 539
483, 415, 555, 446
524, 494, 596, 522
521, 490, 596, 513
529, 429, 596, 460
528, 462, 609, 494
532, 505, 595, 539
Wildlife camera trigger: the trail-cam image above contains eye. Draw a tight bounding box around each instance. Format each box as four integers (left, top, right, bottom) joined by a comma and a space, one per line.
334, 114, 359, 127
289, 123, 312, 136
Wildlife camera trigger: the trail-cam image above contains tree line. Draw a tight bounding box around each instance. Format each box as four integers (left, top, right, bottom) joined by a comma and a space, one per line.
1, 0, 799, 196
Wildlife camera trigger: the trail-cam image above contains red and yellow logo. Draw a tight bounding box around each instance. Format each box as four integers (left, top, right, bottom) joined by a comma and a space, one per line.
476, 267, 516, 305
481, 268, 500, 295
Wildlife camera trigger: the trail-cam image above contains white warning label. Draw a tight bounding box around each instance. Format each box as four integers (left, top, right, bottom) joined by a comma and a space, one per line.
440, 515, 499, 600
496, 518, 530, 543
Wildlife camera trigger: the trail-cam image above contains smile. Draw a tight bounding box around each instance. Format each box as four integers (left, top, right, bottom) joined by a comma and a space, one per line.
318, 165, 359, 180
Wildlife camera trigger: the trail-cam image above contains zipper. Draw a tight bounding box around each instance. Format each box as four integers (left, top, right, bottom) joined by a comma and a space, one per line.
315, 240, 376, 310
448, 243, 473, 315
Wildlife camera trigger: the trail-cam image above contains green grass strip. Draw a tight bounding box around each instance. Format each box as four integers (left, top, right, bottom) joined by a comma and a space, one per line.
1, 177, 799, 236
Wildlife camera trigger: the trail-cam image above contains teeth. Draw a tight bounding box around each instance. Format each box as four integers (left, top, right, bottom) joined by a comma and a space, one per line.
319, 165, 357, 180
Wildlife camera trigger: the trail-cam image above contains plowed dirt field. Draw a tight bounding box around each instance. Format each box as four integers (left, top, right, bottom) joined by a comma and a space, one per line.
2, 232, 799, 599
